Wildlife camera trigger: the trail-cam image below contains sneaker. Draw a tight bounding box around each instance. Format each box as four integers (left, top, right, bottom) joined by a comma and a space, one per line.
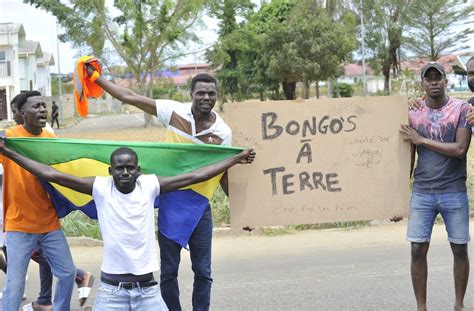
22, 302, 52, 311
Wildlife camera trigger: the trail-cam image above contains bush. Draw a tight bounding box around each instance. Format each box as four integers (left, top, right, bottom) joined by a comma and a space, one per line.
61, 212, 102, 240
333, 82, 354, 98
210, 186, 230, 226
152, 78, 179, 99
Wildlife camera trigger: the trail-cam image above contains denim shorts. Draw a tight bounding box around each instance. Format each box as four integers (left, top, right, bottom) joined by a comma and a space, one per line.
407, 192, 470, 244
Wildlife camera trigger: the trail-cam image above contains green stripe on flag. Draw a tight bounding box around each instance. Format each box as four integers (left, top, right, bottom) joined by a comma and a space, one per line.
6, 137, 244, 176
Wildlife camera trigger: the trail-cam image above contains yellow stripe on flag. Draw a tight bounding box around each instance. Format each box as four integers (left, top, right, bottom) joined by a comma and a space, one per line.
50, 158, 109, 206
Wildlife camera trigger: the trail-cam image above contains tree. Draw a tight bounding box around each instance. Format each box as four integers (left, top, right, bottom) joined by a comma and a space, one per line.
267, 1, 357, 99
319, 0, 354, 98
362, 0, 413, 94
208, 0, 293, 101
208, 0, 255, 103
25, 0, 206, 125
362, 0, 412, 94
404, 0, 474, 61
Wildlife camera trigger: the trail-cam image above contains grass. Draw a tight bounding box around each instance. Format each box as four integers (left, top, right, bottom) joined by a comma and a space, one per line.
467, 143, 474, 212
61, 212, 102, 239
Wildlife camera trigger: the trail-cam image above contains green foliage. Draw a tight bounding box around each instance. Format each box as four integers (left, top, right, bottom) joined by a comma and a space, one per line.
267, 1, 357, 99
61, 211, 102, 240
25, 0, 206, 103
362, 0, 413, 94
151, 78, 179, 98
152, 79, 190, 103
208, 0, 256, 102
404, 0, 474, 60
210, 0, 255, 36
209, 0, 357, 101
51, 79, 73, 96
210, 186, 230, 226
25, 0, 106, 57
333, 82, 354, 98
292, 221, 370, 230
259, 226, 293, 236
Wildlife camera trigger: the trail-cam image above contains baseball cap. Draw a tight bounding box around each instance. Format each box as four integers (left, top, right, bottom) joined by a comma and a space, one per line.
420, 62, 446, 78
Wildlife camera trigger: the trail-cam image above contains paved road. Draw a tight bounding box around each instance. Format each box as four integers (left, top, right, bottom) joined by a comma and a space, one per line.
2, 222, 474, 310
57, 112, 160, 133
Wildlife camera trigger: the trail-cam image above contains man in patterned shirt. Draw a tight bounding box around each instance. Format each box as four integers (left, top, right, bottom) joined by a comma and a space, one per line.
400, 62, 472, 311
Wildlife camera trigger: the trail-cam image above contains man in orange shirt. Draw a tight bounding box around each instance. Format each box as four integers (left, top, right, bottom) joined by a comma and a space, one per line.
1, 91, 76, 310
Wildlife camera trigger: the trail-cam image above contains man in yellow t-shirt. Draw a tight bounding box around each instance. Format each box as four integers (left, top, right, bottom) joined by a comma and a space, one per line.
1, 91, 76, 310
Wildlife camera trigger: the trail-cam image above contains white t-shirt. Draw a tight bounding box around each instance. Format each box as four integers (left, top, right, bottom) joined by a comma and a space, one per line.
45, 122, 54, 133
92, 174, 160, 275
155, 100, 232, 146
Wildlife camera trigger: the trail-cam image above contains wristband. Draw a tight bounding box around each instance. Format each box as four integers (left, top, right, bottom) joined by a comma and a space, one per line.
89, 70, 100, 82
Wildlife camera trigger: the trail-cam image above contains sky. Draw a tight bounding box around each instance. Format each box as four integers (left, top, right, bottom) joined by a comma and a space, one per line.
0, 0, 75, 73
0, 0, 472, 74
0, 0, 225, 73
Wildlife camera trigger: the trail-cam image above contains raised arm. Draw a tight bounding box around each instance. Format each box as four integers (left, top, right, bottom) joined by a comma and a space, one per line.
158, 149, 256, 193
0, 141, 94, 195
85, 64, 157, 115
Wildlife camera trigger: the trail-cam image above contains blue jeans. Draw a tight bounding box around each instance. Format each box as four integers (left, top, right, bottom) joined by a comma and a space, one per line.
407, 192, 470, 244
93, 282, 168, 311
159, 206, 213, 311
2, 229, 76, 311
31, 248, 53, 305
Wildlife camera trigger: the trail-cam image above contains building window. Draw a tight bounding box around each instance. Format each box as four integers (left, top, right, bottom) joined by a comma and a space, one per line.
0, 51, 5, 61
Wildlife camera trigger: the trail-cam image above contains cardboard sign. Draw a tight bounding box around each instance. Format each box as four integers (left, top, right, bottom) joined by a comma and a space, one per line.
226, 96, 411, 228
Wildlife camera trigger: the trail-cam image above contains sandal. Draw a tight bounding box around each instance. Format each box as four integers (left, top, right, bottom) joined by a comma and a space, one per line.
78, 272, 95, 307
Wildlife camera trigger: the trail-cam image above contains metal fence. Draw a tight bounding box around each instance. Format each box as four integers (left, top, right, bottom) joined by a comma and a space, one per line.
50, 93, 168, 142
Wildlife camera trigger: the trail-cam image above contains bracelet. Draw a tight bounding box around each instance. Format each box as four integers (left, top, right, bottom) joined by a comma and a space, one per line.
89, 70, 100, 82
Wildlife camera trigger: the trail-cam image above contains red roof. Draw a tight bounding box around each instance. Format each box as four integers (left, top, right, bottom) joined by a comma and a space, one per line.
176, 63, 210, 70
400, 55, 459, 76
343, 64, 374, 76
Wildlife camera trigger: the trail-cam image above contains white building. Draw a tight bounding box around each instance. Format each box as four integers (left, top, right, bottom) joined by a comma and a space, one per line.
0, 23, 54, 121
339, 63, 386, 93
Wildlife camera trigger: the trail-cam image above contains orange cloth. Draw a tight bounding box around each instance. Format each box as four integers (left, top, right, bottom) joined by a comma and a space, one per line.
1, 126, 60, 233
73, 56, 104, 117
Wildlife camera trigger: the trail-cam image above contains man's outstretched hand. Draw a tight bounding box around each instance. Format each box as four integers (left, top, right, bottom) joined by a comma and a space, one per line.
408, 98, 423, 111
400, 124, 424, 145
239, 148, 256, 164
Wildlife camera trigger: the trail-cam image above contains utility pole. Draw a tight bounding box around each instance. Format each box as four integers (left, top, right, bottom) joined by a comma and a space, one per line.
360, 0, 367, 96
56, 22, 62, 103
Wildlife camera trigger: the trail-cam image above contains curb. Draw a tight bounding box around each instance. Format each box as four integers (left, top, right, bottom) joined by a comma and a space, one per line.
66, 236, 103, 247
68, 217, 474, 247
67, 227, 261, 247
